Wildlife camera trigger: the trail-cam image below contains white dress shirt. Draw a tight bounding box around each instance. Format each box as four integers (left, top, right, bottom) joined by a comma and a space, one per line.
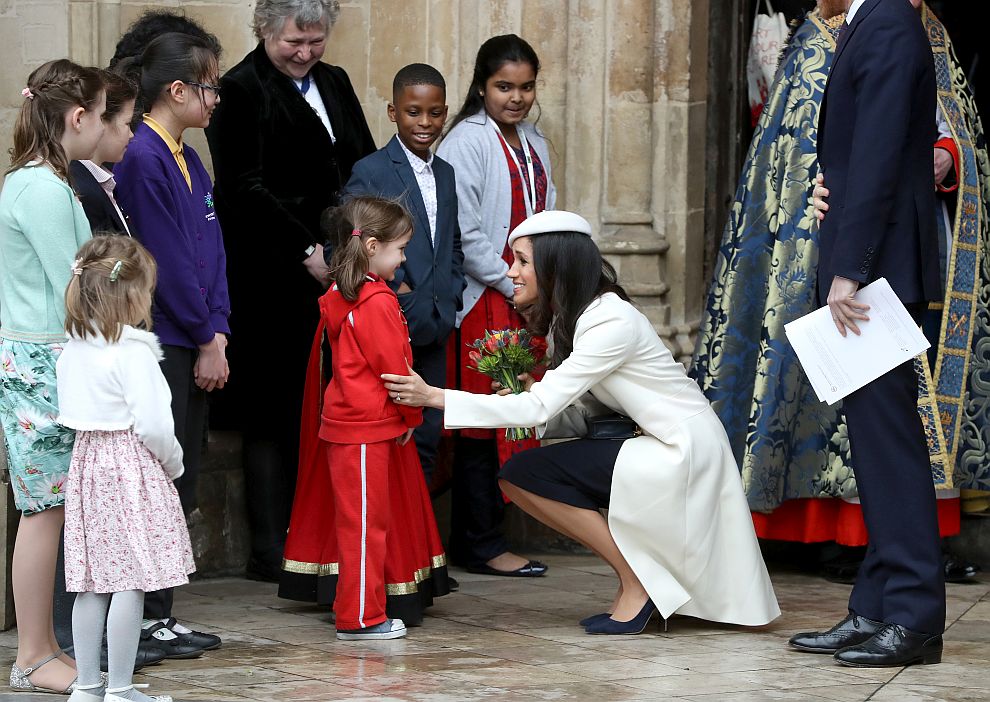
294, 75, 336, 143
397, 139, 438, 246
846, 0, 868, 23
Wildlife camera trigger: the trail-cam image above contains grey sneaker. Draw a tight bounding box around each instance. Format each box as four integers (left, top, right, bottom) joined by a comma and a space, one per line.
336, 618, 407, 640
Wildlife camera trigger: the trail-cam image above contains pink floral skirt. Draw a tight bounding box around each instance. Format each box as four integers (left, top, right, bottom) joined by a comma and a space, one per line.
64, 429, 195, 593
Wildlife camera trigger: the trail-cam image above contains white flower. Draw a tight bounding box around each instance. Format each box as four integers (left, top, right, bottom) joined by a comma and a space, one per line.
15, 407, 47, 437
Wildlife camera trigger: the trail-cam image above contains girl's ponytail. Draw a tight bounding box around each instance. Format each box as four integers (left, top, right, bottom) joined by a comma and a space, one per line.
7, 60, 104, 181
64, 235, 158, 342
323, 197, 413, 302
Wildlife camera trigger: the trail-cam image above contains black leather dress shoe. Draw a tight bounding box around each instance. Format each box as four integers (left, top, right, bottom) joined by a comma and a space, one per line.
101, 639, 167, 672
835, 623, 943, 667
142, 621, 207, 659
788, 613, 883, 653
447, 576, 460, 592
465, 560, 548, 577
163, 618, 222, 652
944, 553, 980, 583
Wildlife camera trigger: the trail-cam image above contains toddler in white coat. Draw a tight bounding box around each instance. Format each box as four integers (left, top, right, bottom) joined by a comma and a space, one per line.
56, 235, 193, 702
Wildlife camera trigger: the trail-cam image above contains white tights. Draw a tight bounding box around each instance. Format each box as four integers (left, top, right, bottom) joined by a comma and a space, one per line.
72, 590, 156, 701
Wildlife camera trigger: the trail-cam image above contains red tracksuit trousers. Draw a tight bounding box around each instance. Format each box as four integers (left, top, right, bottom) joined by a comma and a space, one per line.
327, 441, 391, 631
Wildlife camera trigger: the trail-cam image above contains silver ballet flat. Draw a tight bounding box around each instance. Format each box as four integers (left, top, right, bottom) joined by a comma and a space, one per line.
9, 650, 77, 694
9, 649, 109, 695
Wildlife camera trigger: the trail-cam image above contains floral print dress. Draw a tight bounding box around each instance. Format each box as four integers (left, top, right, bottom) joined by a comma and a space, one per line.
0, 338, 74, 514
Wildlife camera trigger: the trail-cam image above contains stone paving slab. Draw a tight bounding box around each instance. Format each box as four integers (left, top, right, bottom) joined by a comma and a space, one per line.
0, 558, 987, 701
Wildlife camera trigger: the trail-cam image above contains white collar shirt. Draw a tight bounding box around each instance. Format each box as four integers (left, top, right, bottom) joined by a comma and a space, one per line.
846, 0, 868, 24
398, 139, 438, 246
294, 74, 336, 143
79, 160, 130, 235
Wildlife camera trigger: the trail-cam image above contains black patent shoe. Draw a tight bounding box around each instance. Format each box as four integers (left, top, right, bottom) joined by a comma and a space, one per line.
835, 623, 943, 667
162, 618, 222, 652
101, 639, 167, 672
944, 553, 981, 583
142, 621, 207, 659
789, 613, 883, 653
465, 560, 549, 577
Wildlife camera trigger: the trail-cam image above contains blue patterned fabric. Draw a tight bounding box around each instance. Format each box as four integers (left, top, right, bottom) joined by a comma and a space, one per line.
691, 7, 990, 514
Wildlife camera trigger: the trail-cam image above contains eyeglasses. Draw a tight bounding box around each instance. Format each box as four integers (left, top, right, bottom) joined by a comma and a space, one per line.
185, 81, 221, 98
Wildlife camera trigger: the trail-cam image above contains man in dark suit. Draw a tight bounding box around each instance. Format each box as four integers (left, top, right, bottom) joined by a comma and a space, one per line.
205, 1, 376, 582
788, 0, 945, 667
341, 63, 465, 487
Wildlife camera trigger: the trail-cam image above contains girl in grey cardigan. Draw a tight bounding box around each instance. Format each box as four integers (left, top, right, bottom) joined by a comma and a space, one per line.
436, 34, 556, 578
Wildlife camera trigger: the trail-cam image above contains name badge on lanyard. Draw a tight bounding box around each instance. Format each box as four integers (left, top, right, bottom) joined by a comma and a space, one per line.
493, 124, 537, 216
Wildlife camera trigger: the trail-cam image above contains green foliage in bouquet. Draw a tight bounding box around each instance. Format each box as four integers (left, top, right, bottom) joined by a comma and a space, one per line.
467, 328, 542, 440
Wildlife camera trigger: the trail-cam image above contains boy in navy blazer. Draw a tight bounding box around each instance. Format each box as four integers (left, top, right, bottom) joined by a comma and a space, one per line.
341, 63, 465, 485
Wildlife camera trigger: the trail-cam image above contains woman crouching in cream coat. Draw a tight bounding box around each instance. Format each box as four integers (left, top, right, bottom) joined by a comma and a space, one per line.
384, 210, 780, 634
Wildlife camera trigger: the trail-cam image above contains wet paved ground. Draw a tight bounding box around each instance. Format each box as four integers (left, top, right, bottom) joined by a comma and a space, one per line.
2, 555, 988, 701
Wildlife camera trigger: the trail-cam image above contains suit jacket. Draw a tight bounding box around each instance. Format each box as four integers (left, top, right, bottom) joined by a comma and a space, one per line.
69, 160, 129, 236
205, 44, 375, 302
342, 136, 465, 347
445, 293, 781, 626
817, 0, 939, 305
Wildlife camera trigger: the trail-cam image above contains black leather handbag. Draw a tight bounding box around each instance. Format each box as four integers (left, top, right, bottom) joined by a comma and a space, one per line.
585, 413, 641, 440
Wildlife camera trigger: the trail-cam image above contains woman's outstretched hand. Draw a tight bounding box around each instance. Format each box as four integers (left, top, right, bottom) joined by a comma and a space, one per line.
382, 365, 445, 409
492, 372, 535, 395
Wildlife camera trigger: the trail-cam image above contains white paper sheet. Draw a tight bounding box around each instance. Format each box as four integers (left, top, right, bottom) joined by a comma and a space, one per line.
784, 278, 930, 405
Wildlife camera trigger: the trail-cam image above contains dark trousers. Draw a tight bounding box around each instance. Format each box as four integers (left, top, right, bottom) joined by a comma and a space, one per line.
844, 306, 945, 635
449, 437, 510, 567
410, 341, 447, 486
145, 345, 206, 620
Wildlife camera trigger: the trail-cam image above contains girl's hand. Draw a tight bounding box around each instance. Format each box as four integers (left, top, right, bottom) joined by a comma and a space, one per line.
397, 427, 415, 446
382, 365, 445, 409
492, 372, 535, 395
195, 333, 228, 391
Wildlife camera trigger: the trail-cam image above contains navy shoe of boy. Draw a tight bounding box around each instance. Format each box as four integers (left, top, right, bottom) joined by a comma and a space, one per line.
336, 618, 407, 641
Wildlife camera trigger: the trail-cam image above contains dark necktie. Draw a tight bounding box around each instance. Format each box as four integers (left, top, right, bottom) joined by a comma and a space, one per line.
836, 20, 851, 52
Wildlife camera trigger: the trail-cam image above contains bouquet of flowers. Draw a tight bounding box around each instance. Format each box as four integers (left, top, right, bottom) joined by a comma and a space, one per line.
467, 328, 542, 440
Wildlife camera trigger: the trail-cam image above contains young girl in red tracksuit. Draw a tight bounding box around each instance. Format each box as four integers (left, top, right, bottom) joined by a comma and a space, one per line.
282, 196, 449, 640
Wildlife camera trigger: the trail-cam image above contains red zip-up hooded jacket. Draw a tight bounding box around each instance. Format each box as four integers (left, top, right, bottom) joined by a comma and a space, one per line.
319, 274, 422, 443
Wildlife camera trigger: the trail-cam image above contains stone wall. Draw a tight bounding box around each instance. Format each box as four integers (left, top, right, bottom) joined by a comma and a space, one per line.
1, 0, 715, 361
0, 0, 721, 583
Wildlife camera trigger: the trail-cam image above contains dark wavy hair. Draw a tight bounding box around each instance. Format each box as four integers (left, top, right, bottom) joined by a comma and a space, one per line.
445, 34, 540, 136
110, 10, 221, 68
115, 32, 219, 133
522, 232, 630, 368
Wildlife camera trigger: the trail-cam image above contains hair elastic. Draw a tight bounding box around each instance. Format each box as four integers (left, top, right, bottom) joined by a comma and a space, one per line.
351, 228, 363, 237
21, 87, 34, 100
109, 260, 123, 282
70, 258, 83, 276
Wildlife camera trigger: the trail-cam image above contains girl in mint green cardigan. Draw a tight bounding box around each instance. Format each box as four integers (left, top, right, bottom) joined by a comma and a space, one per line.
0, 59, 106, 696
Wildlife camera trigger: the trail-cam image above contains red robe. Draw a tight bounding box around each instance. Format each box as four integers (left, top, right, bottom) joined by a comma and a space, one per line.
280, 275, 449, 627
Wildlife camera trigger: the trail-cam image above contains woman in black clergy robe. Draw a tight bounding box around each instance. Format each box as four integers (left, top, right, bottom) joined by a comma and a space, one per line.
205, 0, 375, 580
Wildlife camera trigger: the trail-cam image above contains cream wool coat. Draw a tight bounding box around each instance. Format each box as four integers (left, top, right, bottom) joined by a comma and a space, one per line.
444, 293, 780, 625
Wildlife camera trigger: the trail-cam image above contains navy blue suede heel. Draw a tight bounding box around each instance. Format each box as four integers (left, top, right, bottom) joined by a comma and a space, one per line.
585, 600, 657, 635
